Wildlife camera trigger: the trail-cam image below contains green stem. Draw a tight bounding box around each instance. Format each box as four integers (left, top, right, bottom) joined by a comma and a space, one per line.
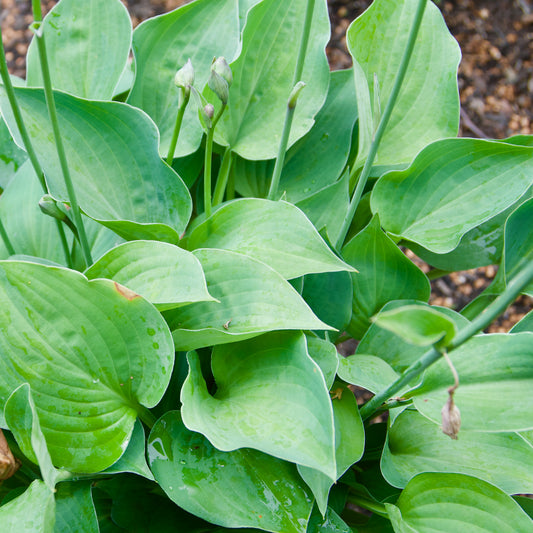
427, 268, 451, 281
346, 494, 388, 518
204, 104, 226, 217
212, 147, 234, 206
293, 0, 315, 87
166, 90, 190, 166
360, 259, 533, 421
138, 407, 157, 429
335, 0, 428, 250
0, 217, 15, 255
0, 26, 72, 268
31, 2, 92, 267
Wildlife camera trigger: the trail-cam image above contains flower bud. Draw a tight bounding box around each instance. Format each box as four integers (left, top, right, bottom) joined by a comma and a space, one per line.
174, 59, 195, 94
208, 70, 229, 105
441, 393, 461, 439
288, 81, 306, 109
199, 103, 215, 129
211, 57, 232, 87
39, 194, 67, 222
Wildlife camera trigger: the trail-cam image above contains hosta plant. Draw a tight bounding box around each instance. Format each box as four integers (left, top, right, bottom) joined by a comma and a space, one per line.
0, 0, 532, 531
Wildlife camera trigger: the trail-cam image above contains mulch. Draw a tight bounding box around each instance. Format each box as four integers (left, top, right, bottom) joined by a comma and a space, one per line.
1, 0, 531, 331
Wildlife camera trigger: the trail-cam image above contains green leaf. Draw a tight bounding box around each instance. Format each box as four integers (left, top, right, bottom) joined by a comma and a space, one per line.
279, 69, 358, 203
165, 248, 332, 351
181, 332, 336, 478
0, 480, 55, 532
85, 241, 214, 311
385, 473, 533, 532
54, 481, 98, 533
372, 305, 457, 347
4, 384, 59, 490
0, 117, 26, 190
382, 409, 533, 495
0, 161, 67, 264
346, 0, 460, 167
342, 217, 430, 339
0, 87, 192, 243
186, 199, 354, 279
306, 335, 339, 390
128, 0, 240, 158
298, 382, 364, 515
306, 505, 352, 532
214, 0, 330, 159
337, 354, 399, 394
0, 261, 174, 472
26, 0, 131, 100
492, 197, 533, 297
409, 333, 533, 432
511, 310, 533, 333
371, 139, 533, 253
357, 301, 469, 372
302, 272, 353, 336
101, 420, 153, 480
148, 411, 313, 532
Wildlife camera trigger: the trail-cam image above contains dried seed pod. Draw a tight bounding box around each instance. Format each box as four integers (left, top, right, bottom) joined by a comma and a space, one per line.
441, 391, 461, 439
0, 429, 20, 480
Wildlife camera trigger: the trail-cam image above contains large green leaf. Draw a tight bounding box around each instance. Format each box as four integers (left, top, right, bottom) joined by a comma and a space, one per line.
0, 161, 66, 264
385, 473, 533, 532
382, 409, 533, 495
0, 480, 55, 532
371, 139, 533, 253
279, 69, 358, 202
306, 335, 339, 390
0, 87, 192, 243
181, 332, 336, 478
337, 354, 399, 394
342, 217, 430, 339
0, 261, 174, 472
54, 482, 98, 533
298, 382, 364, 515
5, 384, 58, 490
26, 0, 131, 100
0, 117, 26, 190
307, 506, 352, 533
128, 0, 240, 158
356, 301, 469, 372
85, 240, 214, 311
409, 333, 533, 432
347, 0, 460, 167
186, 199, 353, 279
511, 310, 533, 333
165, 248, 332, 351
148, 411, 314, 532
214, 0, 330, 160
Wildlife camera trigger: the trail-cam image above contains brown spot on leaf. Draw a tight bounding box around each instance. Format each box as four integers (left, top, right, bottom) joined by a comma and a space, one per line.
114, 281, 140, 301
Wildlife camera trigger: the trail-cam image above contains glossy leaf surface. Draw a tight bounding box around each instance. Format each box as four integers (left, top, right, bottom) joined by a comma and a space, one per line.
165, 249, 331, 351
186, 199, 353, 279
128, 0, 240, 157
386, 473, 533, 532
181, 332, 336, 478
347, 0, 460, 166
214, 0, 330, 159
85, 241, 214, 311
0, 261, 174, 472
371, 139, 533, 253
409, 333, 533, 432
0, 88, 192, 243
148, 411, 313, 532
26, 0, 131, 100
342, 217, 430, 339
382, 409, 533, 495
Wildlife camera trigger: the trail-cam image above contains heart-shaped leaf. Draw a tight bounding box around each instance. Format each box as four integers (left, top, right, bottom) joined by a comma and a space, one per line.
0, 261, 174, 472
128, 0, 240, 158
181, 332, 336, 479
0, 88, 192, 243
382, 409, 533, 495
347, 0, 460, 167
148, 411, 314, 532
186, 199, 354, 279
165, 248, 332, 351
371, 139, 533, 253
385, 473, 533, 532
409, 333, 533, 432
85, 241, 214, 311
214, 0, 330, 159
26, 0, 131, 100
342, 217, 430, 339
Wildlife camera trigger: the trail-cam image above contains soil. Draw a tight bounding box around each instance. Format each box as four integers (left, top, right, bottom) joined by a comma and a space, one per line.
1, 0, 531, 331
